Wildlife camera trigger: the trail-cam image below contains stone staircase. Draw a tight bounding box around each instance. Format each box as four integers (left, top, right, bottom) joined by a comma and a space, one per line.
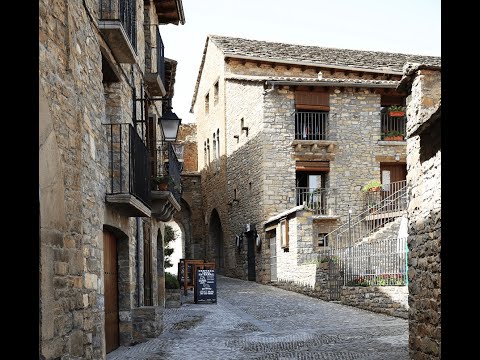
356, 215, 407, 245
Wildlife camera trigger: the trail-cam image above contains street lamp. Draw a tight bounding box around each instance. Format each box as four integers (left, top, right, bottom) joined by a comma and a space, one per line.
159, 107, 181, 142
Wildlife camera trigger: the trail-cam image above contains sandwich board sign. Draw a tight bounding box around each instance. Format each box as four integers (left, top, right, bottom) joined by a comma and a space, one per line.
194, 269, 217, 304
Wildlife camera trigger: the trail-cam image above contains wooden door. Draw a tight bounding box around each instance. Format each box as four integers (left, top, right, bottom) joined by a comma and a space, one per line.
380, 163, 407, 210
381, 163, 406, 186
103, 230, 119, 353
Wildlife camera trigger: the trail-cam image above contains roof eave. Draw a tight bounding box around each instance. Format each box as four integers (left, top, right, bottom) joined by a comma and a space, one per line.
265, 80, 399, 89
224, 54, 404, 76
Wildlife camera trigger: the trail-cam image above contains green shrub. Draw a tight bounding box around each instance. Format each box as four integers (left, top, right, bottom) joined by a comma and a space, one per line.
165, 272, 179, 289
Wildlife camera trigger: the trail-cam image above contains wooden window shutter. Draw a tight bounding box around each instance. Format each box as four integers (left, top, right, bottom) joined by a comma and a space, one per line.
295, 91, 330, 111
280, 218, 289, 249
296, 161, 330, 172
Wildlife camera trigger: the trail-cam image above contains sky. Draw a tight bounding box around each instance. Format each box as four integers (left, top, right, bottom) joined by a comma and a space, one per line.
160, 0, 441, 124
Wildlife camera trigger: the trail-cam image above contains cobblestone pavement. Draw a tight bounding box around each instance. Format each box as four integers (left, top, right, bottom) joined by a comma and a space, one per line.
108, 276, 408, 360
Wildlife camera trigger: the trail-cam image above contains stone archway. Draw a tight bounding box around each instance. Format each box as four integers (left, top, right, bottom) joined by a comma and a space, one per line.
209, 209, 224, 272
165, 221, 185, 275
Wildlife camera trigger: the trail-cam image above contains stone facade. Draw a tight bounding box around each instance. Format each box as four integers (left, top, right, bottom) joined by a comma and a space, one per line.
400, 64, 441, 359
39, 1, 185, 358
191, 36, 434, 286
173, 124, 204, 260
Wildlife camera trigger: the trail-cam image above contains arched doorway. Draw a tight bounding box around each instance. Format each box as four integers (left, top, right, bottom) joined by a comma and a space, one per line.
209, 209, 224, 272
165, 221, 185, 275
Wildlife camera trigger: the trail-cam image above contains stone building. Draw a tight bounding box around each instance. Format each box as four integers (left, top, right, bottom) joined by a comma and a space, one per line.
172, 123, 204, 261
190, 35, 440, 284
399, 63, 441, 358
39, 0, 186, 358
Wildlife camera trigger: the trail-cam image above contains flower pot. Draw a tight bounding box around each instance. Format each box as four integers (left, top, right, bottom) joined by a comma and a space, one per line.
158, 183, 169, 191
389, 111, 405, 117
368, 186, 381, 192
384, 136, 404, 141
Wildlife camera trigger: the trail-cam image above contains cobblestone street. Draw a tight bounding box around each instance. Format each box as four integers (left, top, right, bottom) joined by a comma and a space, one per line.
108, 276, 408, 359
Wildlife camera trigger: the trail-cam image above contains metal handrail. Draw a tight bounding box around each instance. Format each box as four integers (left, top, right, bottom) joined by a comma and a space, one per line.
324, 180, 407, 249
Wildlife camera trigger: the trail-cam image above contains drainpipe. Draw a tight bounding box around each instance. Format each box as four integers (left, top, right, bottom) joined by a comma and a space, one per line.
136, 217, 141, 307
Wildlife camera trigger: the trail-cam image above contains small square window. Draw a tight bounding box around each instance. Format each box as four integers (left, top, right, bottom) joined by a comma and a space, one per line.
317, 233, 328, 247
280, 218, 289, 249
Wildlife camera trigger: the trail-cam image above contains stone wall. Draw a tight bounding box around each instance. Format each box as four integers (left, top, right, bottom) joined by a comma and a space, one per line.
273, 269, 408, 319
340, 286, 408, 319
39, 1, 172, 358
403, 64, 441, 359
225, 80, 266, 279
174, 123, 204, 261
177, 124, 198, 173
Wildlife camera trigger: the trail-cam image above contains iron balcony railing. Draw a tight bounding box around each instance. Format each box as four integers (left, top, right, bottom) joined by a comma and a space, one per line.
105, 123, 150, 206
296, 187, 338, 216
323, 180, 407, 251
381, 113, 406, 140
364, 180, 406, 211
295, 111, 329, 140
99, 0, 137, 52
156, 27, 165, 85
153, 142, 182, 204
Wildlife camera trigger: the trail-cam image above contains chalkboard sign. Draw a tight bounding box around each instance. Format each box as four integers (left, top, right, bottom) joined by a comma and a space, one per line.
194, 269, 217, 304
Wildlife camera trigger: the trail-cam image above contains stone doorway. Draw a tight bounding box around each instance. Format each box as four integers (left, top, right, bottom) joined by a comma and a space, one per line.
209, 209, 224, 272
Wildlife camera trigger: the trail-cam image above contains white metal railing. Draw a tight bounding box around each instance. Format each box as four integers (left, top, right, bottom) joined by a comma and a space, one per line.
296, 187, 338, 215
319, 236, 408, 286
324, 180, 407, 250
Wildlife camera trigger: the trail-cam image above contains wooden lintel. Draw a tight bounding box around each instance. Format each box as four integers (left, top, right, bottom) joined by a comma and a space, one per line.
329, 69, 335, 75
241, 59, 246, 65
295, 144, 302, 151
327, 144, 335, 153
311, 144, 318, 151
286, 64, 291, 70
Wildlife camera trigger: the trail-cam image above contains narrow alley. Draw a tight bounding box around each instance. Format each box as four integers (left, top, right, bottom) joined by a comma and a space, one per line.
107, 276, 408, 360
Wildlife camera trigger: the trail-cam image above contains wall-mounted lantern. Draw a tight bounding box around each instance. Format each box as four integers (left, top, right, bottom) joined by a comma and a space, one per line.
159, 106, 181, 142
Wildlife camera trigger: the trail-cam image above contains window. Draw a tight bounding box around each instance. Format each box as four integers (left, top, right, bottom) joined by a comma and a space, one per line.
213, 133, 217, 160
317, 233, 328, 247
279, 218, 289, 250
207, 139, 210, 164
380, 96, 406, 141
214, 81, 219, 105
204, 141, 207, 166
294, 90, 329, 140
205, 93, 210, 114
216, 129, 220, 159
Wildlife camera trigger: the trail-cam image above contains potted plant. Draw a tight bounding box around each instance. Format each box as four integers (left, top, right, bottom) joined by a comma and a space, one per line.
361, 180, 382, 192
388, 105, 406, 117
152, 175, 174, 191
383, 130, 404, 141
